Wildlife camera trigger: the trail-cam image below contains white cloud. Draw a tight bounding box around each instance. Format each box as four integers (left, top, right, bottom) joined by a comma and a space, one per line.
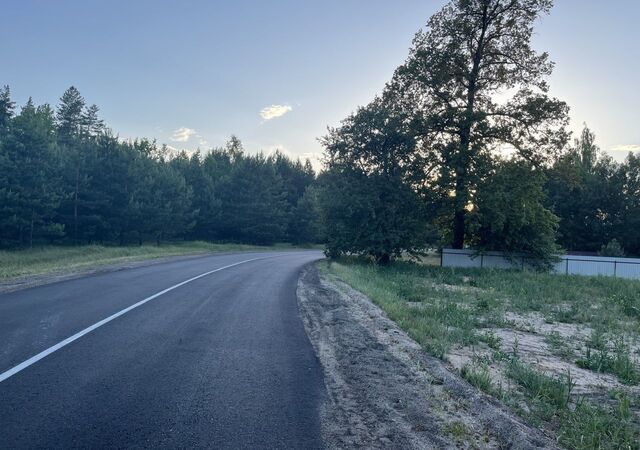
260, 104, 292, 121
171, 127, 196, 142
609, 144, 640, 153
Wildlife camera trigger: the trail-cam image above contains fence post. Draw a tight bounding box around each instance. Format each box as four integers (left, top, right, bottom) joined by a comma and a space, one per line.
614, 260, 617, 277
565, 258, 569, 275
480, 254, 484, 268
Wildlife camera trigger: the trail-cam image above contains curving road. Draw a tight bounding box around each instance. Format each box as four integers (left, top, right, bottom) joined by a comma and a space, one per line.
0, 251, 326, 449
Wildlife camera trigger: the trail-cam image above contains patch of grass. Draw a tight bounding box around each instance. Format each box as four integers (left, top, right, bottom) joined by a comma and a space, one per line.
506, 361, 638, 449
442, 421, 471, 441
460, 363, 494, 394
544, 331, 576, 359
478, 330, 502, 350
322, 257, 640, 448
576, 333, 640, 385
558, 396, 639, 450
0, 241, 301, 280
506, 360, 573, 412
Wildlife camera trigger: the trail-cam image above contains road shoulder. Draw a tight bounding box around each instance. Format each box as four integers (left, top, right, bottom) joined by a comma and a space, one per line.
0, 253, 217, 294
297, 263, 556, 449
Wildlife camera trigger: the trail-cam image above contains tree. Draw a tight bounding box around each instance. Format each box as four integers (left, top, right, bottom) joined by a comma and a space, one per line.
56, 86, 85, 144
81, 104, 105, 137
621, 152, 640, 256
289, 185, 324, 245
320, 97, 433, 263
388, 0, 569, 248
0, 85, 16, 130
546, 126, 626, 252
0, 98, 62, 247
215, 151, 289, 245
470, 158, 559, 268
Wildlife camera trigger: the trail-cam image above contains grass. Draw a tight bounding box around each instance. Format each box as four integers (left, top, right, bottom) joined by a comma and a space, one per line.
575, 332, 640, 385
0, 241, 305, 280
460, 363, 494, 394
321, 257, 640, 449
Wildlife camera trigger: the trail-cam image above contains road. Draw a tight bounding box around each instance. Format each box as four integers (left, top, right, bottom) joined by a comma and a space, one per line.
0, 251, 326, 449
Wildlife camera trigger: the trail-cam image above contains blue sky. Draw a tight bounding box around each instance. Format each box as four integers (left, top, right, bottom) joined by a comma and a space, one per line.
2, 1, 639, 167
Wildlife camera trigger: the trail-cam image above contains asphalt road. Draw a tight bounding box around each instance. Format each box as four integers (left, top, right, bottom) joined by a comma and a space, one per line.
0, 250, 326, 449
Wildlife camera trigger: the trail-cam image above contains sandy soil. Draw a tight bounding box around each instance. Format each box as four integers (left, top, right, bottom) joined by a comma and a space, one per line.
297, 265, 557, 449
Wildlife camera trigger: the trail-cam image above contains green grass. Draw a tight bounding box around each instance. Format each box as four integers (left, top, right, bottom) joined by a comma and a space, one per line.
576, 332, 640, 385
321, 257, 640, 449
0, 241, 303, 280
460, 363, 494, 394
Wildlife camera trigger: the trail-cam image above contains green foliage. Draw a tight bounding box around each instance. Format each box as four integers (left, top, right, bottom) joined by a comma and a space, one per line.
0, 86, 317, 248
0, 97, 63, 247
599, 239, 625, 257
470, 159, 560, 269
546, 126, 629, 254
388, 0, 569, 248
319, 98, 434, 263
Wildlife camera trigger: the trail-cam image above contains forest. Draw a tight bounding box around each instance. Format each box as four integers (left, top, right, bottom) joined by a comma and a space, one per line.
2, 0, 639, 264
0, 86, 319, 248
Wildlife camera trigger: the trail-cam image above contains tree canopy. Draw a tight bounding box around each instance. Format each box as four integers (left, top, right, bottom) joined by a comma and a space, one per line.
316, 0, 639, 263
0, 86, 320, 248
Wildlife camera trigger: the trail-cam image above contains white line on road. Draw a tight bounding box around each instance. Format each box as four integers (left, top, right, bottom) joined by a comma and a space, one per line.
0, 256, 268, 383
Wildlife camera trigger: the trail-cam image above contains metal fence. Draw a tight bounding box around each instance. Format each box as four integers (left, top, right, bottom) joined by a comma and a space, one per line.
441, 249, 640, 280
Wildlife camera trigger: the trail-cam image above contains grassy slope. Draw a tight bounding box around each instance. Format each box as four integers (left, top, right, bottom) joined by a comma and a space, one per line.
0, 242, 301, 280
322, 258, 640, 450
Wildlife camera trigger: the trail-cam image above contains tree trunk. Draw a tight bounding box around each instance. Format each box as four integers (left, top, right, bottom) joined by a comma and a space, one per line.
29, 212, 34, 249
74, 166, 79, 245
452, 3, 489, 249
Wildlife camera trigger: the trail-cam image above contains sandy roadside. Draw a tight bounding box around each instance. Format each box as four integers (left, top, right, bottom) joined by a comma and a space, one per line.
297, 264, 557, 449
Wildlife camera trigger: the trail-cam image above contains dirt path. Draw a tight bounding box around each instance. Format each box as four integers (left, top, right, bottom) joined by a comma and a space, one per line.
297, 264, 557, 449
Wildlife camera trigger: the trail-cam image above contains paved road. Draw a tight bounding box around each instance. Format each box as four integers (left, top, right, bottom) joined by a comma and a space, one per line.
0, 251, 326, 449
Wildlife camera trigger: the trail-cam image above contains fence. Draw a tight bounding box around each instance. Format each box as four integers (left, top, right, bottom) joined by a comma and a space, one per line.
441, 248, 640, 280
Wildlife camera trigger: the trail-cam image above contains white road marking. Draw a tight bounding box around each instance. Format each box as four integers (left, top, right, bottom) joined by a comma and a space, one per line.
0, 256, 268, 383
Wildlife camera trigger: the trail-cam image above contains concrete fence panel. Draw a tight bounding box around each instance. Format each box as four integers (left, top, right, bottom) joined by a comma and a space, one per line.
441, 249, 640, 281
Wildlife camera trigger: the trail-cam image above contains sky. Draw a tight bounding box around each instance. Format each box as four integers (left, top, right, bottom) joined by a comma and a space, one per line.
2, 1, 639, 169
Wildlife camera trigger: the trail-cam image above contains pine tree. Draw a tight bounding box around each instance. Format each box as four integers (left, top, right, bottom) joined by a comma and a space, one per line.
0, 98, 62, 247
0, 85, 16, 130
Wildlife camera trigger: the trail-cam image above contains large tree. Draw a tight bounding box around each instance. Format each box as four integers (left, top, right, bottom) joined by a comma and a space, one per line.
388, 0, 569, 248
320, 97, 433, 263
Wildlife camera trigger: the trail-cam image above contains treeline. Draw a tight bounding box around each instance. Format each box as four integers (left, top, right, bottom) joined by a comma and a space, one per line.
0, 86, 320, 248
316, 0, 640, 264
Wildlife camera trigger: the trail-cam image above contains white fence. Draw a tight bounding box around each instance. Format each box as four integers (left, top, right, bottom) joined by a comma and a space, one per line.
441, 249, 640, 280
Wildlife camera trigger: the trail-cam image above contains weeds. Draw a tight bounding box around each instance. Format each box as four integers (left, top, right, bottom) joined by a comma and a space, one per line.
322, 257, 640, 448
506, 360, 573, 411
576, 333, 640, 384
461, 363, 493, 394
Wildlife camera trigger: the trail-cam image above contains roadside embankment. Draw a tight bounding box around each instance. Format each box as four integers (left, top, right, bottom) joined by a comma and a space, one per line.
297, 264, 555, 449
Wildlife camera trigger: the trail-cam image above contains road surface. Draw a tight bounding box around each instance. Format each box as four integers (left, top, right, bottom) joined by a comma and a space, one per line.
0, 251, 326, 449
